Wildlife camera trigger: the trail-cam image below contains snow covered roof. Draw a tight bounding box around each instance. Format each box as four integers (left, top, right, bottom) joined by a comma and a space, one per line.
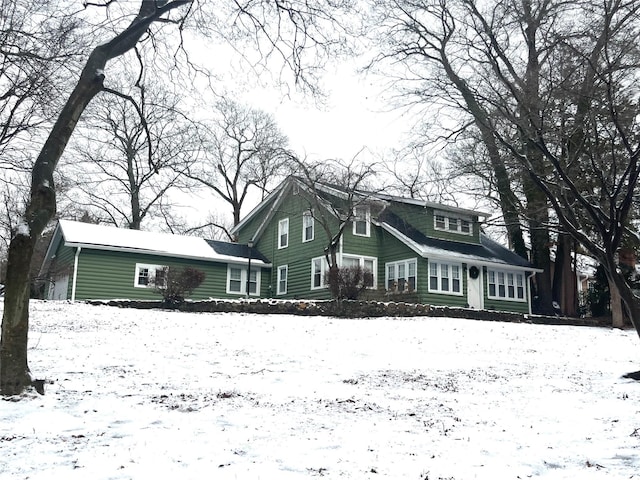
47, 220, 270, 266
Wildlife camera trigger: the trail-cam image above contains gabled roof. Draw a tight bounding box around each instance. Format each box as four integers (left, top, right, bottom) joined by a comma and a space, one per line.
378, 209, 538, 271
232, 176, 491, 239
42, 220, 270, 273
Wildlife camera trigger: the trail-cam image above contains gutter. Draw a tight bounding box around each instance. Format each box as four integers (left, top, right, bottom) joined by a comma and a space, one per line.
71, 246, 81, 302
526, 271, 537, 316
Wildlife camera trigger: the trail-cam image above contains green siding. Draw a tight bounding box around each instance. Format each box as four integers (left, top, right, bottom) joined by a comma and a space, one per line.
386, 202, 481, 244
232, 183, 530, 314
482, 266, 530, 314
68, 248, 266, 301
261, 192, 334, 300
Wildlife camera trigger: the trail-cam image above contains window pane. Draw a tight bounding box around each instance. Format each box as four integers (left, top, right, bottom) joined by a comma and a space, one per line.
408, 261, 416, 277
448, 217, 459, 231
313, 259, 322, 288
461, 220, 471, 233
435, 215, 445, 229
442, 277, 449, 291
138, 268, 149, 286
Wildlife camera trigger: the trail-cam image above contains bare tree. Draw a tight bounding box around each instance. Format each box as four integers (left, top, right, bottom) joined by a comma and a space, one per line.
370, 0, 640, 335
184, 98, 293, 228
1, 0, 357, 396
294, 156, 379, 298
62, 81, 198, 230
1, 0, 191, 396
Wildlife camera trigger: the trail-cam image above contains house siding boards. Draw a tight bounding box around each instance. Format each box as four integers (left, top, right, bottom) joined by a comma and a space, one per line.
42, 220, 271, 301
230, 176, 539, 314
264, 193, 333, 299
69, 249, 227, 300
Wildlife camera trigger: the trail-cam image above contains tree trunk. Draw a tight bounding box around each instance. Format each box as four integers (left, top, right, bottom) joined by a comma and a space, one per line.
552, 232, 577, 316
610, 279, 625, 329
0, 0, 190, 396
524, 178, 554, 314
0, 233, 37, 395
610, 271, 640, 337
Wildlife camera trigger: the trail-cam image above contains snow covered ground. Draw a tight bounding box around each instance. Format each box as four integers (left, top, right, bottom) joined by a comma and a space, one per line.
1, 300, 639, 480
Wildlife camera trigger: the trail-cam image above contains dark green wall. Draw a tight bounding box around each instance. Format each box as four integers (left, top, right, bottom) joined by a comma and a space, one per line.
55, 247, 266, 301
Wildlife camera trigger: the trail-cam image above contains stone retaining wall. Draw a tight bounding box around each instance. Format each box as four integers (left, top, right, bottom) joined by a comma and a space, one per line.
86, 298, 613, 328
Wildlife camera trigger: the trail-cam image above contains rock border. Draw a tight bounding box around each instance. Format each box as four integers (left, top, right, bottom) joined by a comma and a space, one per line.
85, 298, 613, 328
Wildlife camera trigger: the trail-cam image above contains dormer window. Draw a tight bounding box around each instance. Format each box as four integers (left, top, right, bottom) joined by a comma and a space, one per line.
434, 210, 473, 236
353, 205, 370, 237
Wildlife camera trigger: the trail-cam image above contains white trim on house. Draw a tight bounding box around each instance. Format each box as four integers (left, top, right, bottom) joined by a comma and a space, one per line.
277, 265, 288, 295
226, 265, 260, 296
379, 222, 542, 273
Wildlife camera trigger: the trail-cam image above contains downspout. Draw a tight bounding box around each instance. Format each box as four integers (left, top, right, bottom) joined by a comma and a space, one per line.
71, 246, 81, 302
527, 271, 537, 316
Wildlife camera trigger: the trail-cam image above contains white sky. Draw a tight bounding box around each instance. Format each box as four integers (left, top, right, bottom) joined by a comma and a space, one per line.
2, 300, 639, 479
239, 66, 411, 161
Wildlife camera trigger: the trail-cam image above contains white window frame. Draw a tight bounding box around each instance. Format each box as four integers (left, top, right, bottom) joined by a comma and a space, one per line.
487, 268, 526, 302
352, 205, 371, 237
226, 265, 261, 296
302, 210, 314, 242
434, 210, 473, 236
278, 218, 289, 249
386, 258, 418, 292
311, 256, 328, 290
428, 261, 463, 295
341, 254, 377, 288
277, 265, 288, 295
134, 263, 167, 289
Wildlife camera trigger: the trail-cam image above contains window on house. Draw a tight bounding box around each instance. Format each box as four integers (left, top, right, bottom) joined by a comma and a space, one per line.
134, 263, 167, 288
341, 255, 376, 287
386, 259, 417, 292
277, 265, 288, 295
311, 257, 327, 289
428, 261, 463, 295
302, 210, 314, 242
488, 269, 526, 301
278, 218, 289, 249
353, 205, 370, 237
226, 266, 260, 295
434, 211, 473, 236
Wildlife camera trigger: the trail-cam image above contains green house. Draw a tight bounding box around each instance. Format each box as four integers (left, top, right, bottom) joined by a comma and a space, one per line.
40, 219, 271, 301
230, 176, 540, 314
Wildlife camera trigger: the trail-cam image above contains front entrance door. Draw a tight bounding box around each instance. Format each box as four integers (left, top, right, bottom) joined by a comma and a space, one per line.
467, 265, 483, 309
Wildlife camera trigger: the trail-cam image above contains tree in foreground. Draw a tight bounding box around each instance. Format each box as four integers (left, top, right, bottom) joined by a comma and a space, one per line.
371, 0, 640, 333
0, 0, 356, 396
0, 0, 191, 396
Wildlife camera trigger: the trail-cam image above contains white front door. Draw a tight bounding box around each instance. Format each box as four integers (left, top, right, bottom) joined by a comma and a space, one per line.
48, 275, 69, 300
467, 265, 483, 309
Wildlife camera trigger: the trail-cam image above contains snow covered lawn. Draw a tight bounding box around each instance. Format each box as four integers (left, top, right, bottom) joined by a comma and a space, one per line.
1, 300, 639, 479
